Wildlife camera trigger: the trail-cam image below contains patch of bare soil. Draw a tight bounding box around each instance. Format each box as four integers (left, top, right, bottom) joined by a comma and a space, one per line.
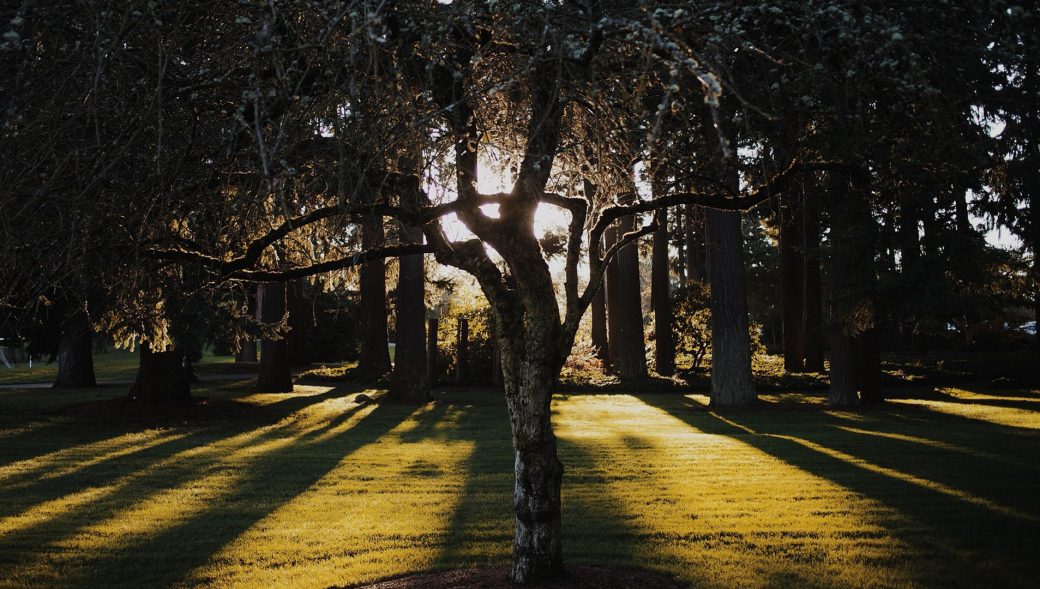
347, 566, 687, 589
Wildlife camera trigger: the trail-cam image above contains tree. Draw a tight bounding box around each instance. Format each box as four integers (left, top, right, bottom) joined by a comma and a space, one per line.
257, 281, 293, 394
52, 307, 97, 388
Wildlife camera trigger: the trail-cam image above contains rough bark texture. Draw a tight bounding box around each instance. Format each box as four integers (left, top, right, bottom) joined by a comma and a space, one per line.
604, 226, 622, 371
779, 196, 806, 373
802, 190, 825, 372
53, 309, 97, 388
257, 281, 293, 393
129, 344, 190, 403
359, 213, 392, 376
651, 209, 674, 376
705, 205, 755, 407
389, 221, 429, 401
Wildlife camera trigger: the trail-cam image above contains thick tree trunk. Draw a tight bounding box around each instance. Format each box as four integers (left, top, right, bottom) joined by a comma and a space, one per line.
779, 196, 806, 373
827, 171, 881, 406
616, 203, 648, 381
358, 213, 392, 376
803, 189, 825, 372
257, 281, 293, 393
705, 204, 755, 407
129, 344, 190, 403
287, 279, 311, 367
389, 222, 429, 401
604, 226, 622, 371
53, 309, 96, 388
652, 209, 674, 375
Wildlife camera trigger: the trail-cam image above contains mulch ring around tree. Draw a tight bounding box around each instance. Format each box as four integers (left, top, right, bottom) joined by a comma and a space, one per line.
347, 566, 687, 589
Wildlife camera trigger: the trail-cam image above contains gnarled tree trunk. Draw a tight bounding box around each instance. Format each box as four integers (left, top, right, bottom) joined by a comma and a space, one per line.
53, 309, 96, 388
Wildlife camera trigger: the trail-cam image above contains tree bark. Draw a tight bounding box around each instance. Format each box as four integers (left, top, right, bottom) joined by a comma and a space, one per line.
803, 189, 825, 372
590, 271, 610, 372
53, 309, 96, 388
652, 209, 675, 375
129, 343, 190, 403
604, 226, 622, 371
358, 213, 392, 376
705, 203, 755, 407
616, 201, 648, 381
779, 194, 806, 373
257, 281, 293, 393
857, 327, 883, 406
389, 220, 429, 401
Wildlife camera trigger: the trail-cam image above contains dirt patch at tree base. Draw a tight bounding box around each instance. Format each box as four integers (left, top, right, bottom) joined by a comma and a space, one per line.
348, 566, 687, 589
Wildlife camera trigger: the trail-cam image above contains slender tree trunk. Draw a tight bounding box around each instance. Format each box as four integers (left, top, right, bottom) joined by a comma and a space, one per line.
236, 287, 258, 362
358, 213, 392, 376
652, 209, 674, 375
389, 220, 429, 401
686, 204, 707, 282
287, 279, 311, 367
455, 317, 469, 385
53, 309, 96, 388
427, 318, 438, 384
803, 189, 825, 372
257, 281, 293, 393
604, 226, 622, 371
590, 273, 609, 372
129, 343, 190, 403
616, 199, 648, 381
675, 207, 687, 284
779, 194, 806, 373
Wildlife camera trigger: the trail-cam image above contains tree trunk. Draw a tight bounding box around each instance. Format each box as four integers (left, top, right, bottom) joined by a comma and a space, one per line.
389, 220, 429, 401
427, 318, 438, 384
455, 317, 468, 385
129, 343, 190, 403
358, 213, 392, 376
257, 281, 293, 393
590, 273, 610, 372
705, 204, 755, 407
686, 204, 707, 282
857, 328, 883, 406
828, 332, 858, 406
803, 189, 825, 372
287, 279, 311, 367
501, 352, 563, 584
236, 287, 258, 362
779, 195, 806, 373
675, 206, 687, 284
604, 226, 622, 372
53, 309, 96, 388
616, 201, 648, 381
651, 209, 674, 375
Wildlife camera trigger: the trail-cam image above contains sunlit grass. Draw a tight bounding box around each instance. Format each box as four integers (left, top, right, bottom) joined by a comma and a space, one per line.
1, 384, 1038, 588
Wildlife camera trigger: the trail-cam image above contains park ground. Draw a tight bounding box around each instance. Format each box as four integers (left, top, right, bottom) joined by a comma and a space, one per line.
1, 356, 1038, 588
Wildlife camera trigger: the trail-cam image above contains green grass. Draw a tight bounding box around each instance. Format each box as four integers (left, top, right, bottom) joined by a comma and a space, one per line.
1, 383, 1038, 588
0, 349, 238, 385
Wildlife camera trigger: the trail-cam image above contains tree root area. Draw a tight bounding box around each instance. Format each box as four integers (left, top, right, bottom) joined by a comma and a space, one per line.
348, 566, 687, 589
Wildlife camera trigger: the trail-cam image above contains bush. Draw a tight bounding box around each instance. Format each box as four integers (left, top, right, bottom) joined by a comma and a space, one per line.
673, 283, 764, 371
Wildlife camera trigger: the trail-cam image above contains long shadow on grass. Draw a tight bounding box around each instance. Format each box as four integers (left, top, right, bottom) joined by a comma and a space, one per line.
0, 386, 404, 585
640, 394, 1040, 588
51, 398, 422, 588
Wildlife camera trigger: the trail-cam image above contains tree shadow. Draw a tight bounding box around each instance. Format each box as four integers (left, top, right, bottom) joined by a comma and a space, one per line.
0, 385, 419, 588
639, 393, 1040, 588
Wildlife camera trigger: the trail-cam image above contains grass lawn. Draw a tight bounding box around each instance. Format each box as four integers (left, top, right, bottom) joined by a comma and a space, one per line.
0, 349, 238, 385
0, 382, 1038, 588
